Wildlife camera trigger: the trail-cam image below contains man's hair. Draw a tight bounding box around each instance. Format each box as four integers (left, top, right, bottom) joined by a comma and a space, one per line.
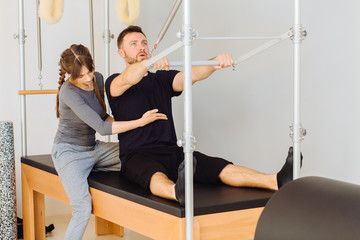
117, 25, 146, 49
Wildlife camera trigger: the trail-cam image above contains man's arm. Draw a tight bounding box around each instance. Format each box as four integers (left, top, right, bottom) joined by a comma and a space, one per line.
110, 56, 172, 97
110, 60, 149, 97
172, 54, 233, 92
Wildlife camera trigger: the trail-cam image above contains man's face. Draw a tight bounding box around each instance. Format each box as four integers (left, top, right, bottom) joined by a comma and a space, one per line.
118, 32, 149, 65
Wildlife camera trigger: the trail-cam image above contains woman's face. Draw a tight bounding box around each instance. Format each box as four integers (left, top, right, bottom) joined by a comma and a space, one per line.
72, 66, 94, 89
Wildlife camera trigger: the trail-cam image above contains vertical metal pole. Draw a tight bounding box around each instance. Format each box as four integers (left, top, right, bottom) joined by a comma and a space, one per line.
104, 0, 112, 142
104, 0, 111, 79
183, 0, 194, 239
18, 0, 27, 156
292, 0, 302, 179
89, 0, 95, 60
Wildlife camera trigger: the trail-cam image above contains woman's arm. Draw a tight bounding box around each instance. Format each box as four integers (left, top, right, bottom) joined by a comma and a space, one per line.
62, 85, 167, 136
61, 88, 113, 135
111, 109, 167, 134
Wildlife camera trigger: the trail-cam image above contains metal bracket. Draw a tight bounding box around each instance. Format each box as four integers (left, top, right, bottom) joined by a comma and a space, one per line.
102, 30, 114, 44
177, 135, 196, 151
13, 30, 27, 44
289, 125, 307, 142
289, 25, 307, 43
177, 28, 198, 42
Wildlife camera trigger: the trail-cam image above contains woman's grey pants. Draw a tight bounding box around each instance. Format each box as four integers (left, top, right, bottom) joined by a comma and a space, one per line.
52, 141, 120, 240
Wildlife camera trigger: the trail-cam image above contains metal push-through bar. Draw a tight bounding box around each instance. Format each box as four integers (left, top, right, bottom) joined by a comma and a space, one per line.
147, 31, 289, 68
145, 41, 183, 67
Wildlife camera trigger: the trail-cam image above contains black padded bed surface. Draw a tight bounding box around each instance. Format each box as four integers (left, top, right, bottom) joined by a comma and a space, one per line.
21, 155, 274, 218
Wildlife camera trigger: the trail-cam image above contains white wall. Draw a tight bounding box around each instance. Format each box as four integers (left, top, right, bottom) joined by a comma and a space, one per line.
1, 0, 360, 217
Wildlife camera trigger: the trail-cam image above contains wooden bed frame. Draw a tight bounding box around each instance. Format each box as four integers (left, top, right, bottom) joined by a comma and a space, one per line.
21, 155, 273, 240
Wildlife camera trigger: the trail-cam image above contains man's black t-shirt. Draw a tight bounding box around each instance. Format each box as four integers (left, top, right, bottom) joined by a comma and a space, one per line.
105, 70, 182, 160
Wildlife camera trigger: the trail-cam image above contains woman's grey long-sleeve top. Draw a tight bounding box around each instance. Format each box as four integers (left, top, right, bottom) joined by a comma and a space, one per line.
54, 72, 112, 146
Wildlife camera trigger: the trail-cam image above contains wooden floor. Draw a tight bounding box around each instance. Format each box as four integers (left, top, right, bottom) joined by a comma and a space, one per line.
45, 214, 151, 240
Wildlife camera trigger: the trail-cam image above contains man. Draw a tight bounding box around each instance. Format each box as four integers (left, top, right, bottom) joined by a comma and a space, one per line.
105, 25, 295, 206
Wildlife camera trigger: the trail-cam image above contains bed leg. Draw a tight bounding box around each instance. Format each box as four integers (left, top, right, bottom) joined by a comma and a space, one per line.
34, 191, 46, 239
22, 167, 46, 240
95, 216, 124, 237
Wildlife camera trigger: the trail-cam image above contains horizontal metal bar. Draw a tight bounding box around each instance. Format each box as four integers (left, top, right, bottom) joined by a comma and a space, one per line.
196, 36, 284, 40
169, 60, 218, 66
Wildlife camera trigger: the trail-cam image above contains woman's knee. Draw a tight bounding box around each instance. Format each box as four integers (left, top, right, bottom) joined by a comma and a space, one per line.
72, 199, 92, 220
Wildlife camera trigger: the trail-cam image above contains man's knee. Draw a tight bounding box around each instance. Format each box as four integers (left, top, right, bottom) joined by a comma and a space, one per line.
150, 171, 168, 184
218, 163, 235, 177
149, 172, 172, 191
149, 172, 177, 200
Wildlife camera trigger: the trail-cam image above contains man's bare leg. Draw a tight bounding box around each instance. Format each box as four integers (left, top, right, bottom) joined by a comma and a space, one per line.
148, 147, 296, 203
219, 164, 278, 190
219, 147, 296, 190
149, 172, 177, 200
148, 160, 189, 206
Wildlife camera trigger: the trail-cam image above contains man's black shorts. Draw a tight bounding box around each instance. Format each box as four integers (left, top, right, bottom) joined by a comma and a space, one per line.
121, 146, 232, 189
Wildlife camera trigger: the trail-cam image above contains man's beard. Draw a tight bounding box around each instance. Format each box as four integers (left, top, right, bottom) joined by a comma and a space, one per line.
124, 51, 148, 65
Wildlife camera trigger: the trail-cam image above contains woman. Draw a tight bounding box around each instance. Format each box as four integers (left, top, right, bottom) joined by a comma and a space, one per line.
51, 44, 167, 240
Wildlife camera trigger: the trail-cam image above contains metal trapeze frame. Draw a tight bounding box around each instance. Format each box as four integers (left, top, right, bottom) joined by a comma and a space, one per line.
16, 0, 306, 239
